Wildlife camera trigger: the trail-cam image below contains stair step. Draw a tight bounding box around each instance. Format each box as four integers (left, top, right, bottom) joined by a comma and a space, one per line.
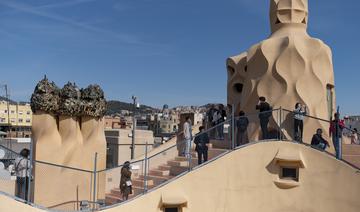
167, 160, 188, 167
158, 164, 171, 171
175, 156, 198, 162
149, 169, 170, 176
111, 185, 144, 196
105, 193, 136, 205
139, 174, 173, 185
170, 165, 188, 176
132, 178, 154, 187
105, 194, 121, 205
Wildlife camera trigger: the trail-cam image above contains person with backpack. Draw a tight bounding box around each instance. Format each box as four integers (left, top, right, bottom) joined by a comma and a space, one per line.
236, 111, 249, 146
256, 96, 272, 139
194, 126, 210, 165
15, 148, 30, 201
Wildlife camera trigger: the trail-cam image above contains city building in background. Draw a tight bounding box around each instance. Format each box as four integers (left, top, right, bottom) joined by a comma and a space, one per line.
0, 100, 32, 138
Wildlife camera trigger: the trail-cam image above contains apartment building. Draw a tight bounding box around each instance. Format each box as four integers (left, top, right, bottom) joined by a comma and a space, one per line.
0, 101, 32, 138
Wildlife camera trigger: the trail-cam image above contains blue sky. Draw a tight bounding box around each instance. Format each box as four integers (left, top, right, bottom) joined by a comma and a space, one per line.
0, 0, 359, 115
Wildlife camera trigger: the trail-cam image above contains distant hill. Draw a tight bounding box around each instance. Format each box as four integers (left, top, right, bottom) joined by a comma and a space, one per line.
106, 100, 158, 115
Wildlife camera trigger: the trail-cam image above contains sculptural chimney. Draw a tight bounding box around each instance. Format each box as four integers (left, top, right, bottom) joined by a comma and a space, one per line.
227, 0, 336, 148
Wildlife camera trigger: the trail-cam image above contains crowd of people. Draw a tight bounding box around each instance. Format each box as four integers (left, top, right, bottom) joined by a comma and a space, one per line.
118, 99, 359, 201
201, 98, 358, 160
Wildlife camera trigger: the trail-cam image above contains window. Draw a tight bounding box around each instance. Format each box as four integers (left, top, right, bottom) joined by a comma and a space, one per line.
26, 119, 31, 123
19, 110, 23, 115
4, 110, 7, 113
27, 111, 31, 115
0, 118, 5, 123
18, 119, 23, 123
280, 167, 299, 181
11, 110, 15, 114
10, 118, 16, 123
164, 207, 179, 212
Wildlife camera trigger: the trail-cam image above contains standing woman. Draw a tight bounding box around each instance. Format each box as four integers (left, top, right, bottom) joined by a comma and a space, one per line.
15, 148, 30, 200
293, 103, 307, 142
120, 161, 132, 201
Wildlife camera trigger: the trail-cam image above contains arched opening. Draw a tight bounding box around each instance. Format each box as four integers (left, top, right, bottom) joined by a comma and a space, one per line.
233, 83, 244, 93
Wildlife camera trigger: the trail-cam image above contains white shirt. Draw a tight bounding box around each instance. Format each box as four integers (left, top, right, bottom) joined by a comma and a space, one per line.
183, 121, 192, 140
14, 157, 30, 178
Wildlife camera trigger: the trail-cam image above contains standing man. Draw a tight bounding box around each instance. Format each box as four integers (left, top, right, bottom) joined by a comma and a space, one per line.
194, 126, 210, 164
330, 113, 345, 159
256, 96, 272, 140
183, 116, 193, 159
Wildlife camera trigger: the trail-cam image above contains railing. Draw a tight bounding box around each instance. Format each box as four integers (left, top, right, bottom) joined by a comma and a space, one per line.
0, 107, 359, 212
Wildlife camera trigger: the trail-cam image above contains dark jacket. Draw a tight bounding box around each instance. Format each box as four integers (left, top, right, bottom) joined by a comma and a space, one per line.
256, 102, 272, 119
219, 109, 227, 122
237, 117, 249, 132
194, 132, 210, 152
311, 134, 329, 147
120, 167, 132, 195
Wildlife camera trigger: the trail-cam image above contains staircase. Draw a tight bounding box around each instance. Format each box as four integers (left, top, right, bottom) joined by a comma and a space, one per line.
342, 144, 360, 168
105, 141, 228, 205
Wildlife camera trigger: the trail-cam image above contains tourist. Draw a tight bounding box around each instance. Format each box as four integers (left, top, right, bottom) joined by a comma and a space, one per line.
206, 104, 215, 129
217, 104, 227, 140
256, 96, 272, 139
212, 107, 220, 139
351, 128, 359, 145
236, 111, 249, 146
329, 113, 345, 159
183, 116, 193, 159
293, 103, 307, 142
311, 129, 330, 151
120, 161, 132, 201
15, 148, 30, 201
194, 126, 210, 165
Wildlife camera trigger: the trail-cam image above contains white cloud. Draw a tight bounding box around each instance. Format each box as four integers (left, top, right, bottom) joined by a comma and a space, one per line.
0, 0, 141, 44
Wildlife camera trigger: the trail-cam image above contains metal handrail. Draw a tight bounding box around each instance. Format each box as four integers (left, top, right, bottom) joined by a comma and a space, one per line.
283, 108, 360, 137
3, 107, 360, 212
282, 108, 330, 123
33, 160, 94, 173
0, 143, 22, 158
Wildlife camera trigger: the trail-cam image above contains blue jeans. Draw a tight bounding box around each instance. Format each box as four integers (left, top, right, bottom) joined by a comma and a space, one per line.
185, 139, 192, 158
313, 143, 326, 151
332, 135, 342, 159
